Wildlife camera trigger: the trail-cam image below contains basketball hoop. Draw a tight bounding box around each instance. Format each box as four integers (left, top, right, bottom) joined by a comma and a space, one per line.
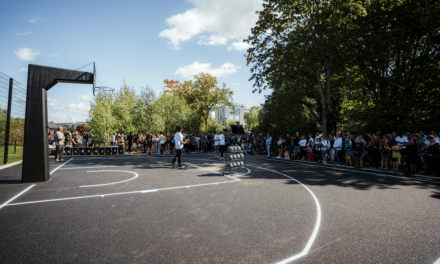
93, 86, 115, 96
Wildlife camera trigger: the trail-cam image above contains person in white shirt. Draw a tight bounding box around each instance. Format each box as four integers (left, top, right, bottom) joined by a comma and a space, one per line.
218, 131, 226, 157
111, 133, 116, 146
333, 134, 343, 165
159, 133, 166, 154
170, 126, 186, 168
214, 132, 220, 155
320, 136, 329, 164
298, 135, 307, 160
266, 134, 272, 157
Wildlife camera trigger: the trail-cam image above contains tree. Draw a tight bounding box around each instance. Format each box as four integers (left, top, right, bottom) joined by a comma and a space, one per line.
164, 73, 234, 132
244, 106, 260, 132
111, 81, 137, 134
88, 91, 116, 146
154, 93, 194, 133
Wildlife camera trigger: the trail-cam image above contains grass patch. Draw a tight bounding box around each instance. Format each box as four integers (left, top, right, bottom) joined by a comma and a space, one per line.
0, 145, 24, 166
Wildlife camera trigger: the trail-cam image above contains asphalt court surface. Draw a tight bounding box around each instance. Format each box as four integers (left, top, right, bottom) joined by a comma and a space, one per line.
1, 154, 440, 263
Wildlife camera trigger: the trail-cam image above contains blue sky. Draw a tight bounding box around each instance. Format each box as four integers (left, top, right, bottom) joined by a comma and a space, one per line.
0, 0, 271, 123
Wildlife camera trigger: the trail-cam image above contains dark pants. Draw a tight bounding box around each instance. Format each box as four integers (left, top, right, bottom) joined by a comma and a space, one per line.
220, 145, 225, 157
128, 141, 132, 152
172, 149, 182, 166
56, 145, 64, 160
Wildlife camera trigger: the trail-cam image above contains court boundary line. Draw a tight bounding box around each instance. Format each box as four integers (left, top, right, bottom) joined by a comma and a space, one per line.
0, 184, 35, 210
6, 163, 249, 207
80, 170, 139, 188
50, 158, 73, 175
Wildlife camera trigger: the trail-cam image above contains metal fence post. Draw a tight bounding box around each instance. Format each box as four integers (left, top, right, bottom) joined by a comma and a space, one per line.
3, 78, 13, 164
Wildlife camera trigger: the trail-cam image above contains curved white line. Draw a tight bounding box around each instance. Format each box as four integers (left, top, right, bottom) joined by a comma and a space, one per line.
245, 164, 322, 264
80, 170, 139, 188
434, 257, 440, 264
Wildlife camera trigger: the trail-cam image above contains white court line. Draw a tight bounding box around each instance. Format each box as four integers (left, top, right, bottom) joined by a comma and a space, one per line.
59, 164, 167, 170
434, 257, 440, 264
80, 170, 139, 188
0, 184, 35, 210
243, 164, 321, 264
249, 156, 440, 185
6, 179, 240, 207
50, 158, 73, 175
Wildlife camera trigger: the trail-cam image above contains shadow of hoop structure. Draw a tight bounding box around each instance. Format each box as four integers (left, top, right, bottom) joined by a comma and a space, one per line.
22, 64, 94, 183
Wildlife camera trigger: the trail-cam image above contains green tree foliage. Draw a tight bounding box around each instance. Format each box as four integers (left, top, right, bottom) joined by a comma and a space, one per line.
164, 73, 234, 132
244, 106, 260, 132
88, 91, 116, 145
245, 0, 440, 134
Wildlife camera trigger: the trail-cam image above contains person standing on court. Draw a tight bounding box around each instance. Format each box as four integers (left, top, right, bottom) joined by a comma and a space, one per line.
219, 130, 226, 157
55, 127, 65, 162
170, 126, 185, 169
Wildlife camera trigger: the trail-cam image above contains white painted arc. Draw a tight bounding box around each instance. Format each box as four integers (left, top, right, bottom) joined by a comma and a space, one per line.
246, 164, 322, 264
80, 170, 139, 187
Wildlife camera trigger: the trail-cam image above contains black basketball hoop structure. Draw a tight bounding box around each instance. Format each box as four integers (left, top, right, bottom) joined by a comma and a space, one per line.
22, 64, 94, 183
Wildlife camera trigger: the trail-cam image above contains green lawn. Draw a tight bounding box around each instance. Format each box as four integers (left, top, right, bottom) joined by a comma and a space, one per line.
0, 145, 24, 166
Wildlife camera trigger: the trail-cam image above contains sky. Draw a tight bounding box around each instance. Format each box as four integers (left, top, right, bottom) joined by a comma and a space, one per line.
0, 0, 272, 123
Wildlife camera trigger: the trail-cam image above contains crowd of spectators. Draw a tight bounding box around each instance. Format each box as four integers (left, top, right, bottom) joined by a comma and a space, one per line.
47, 128, 440, 176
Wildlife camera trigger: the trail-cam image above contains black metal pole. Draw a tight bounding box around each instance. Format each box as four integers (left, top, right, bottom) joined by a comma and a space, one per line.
3, 78, 13, 164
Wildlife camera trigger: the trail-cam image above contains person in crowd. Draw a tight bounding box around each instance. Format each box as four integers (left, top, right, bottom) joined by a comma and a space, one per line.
320, 135, 329, 164
266, 134, 272, 157
54, 127, 65, 162
424, 135, 440, 176
200, 133, 207, 153
146, 133, 152, 155
111, 132, 116, 146
214, 131, 220, 155
88, 133, 93, 148
170, 126, 186, 169
391, 140, 402, 172
366, 134, 380, 169
395, 133, 409, 164
333, 134, 343, 165
307, 139, 314, 161
344, 134, 353, 166
276, 137, 284, 159
125, 132, 134, 155
138, 133, 145, 153
380, 137, 391, 171
190, 133, 197, 153
76, 132, 83, 147
293, 132, 300, 160
218, 130, 226, 157
298, 135, 307, 160
329, 134, 335, 162
353, 136, 365, 168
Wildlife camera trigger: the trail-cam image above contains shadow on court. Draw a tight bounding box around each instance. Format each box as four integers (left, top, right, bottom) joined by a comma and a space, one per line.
236, 157, 440, 199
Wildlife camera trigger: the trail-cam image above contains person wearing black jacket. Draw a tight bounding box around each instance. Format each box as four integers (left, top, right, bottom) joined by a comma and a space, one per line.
353, 136, 365, 168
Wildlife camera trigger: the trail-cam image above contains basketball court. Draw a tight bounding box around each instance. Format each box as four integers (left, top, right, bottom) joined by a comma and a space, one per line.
1, 154, 440, 263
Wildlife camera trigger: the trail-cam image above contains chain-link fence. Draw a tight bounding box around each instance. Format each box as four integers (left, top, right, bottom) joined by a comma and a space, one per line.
0, 71, 26, 165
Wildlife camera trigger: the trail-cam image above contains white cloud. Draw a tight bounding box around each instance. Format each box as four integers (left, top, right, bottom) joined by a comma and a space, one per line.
198, 34, 229, 46
19, 67, 28, 73
27, 18, 38, 23
101, 75, 109, 80
14, 47, 40, 61
47, 97, 90, 121
50, 53, 59, 57
227, 41, 252, 51
175, 62, 239, 79
77, 95, 93, 101
159, 0, 263, 49
15, 31, 31, 36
